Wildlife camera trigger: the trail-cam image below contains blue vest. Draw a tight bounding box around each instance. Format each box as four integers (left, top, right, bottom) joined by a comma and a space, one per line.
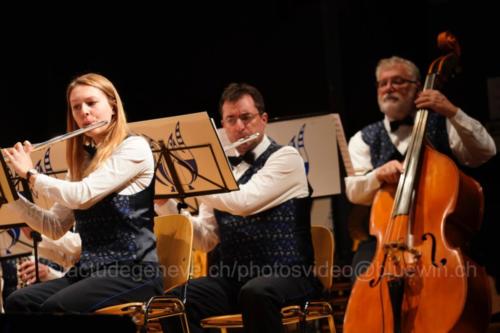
214, 141, 314, 281
361, 112, 453, 168
74, 179, 157, 271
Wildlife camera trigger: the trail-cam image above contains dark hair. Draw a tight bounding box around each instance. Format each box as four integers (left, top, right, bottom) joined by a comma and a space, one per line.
218, 83, 265, 116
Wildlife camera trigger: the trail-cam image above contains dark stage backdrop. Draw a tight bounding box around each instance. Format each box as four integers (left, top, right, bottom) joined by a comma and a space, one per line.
1, 0, 499, 278
1, 1, 499, 142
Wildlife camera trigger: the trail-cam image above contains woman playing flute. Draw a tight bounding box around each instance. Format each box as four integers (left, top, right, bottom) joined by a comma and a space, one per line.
2, 73, 163, 313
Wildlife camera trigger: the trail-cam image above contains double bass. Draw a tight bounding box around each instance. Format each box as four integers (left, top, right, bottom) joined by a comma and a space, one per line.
343, 32, 491, 333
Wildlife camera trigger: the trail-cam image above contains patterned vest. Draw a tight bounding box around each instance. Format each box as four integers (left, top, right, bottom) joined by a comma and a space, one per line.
361, 112, 453, 168
74, 179, 157, 271
214, 141, 314, 281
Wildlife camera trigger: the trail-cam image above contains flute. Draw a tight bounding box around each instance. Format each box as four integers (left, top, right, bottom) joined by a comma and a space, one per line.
223, 132, 260, 152
2, 120, 109, 161
30, 120, 109, 153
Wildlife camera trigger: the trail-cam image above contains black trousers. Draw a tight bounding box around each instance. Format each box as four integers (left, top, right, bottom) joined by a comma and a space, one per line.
4, 262, 163, 313
351, 237, 377, 283
162, 275, 321, 333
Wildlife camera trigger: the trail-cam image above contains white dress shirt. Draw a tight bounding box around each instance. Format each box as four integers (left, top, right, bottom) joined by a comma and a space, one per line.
345, 109, 497, 205
35, 232, 82, 280
39, 232, 81, 270
9, 136, 155, 240
155, 135, 309, 252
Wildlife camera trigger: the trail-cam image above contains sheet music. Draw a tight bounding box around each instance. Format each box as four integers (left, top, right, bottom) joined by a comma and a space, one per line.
0, 151, 18, 205
332, 114, 355, 177
1, 153, 26, 227
266, 113, 341, 196
130, 112, 238, 197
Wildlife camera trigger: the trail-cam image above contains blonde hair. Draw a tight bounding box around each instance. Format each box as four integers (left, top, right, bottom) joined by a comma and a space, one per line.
65, 73, 129, 180
375, 56, 421, 82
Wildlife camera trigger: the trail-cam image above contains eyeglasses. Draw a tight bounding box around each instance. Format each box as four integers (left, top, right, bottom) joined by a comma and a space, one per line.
376, 76, 418, 89
223, 113, 260, 126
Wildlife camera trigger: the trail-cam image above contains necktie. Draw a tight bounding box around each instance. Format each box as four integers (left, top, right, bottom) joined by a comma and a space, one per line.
390, 116, 414, 132
228, 152, 255, 167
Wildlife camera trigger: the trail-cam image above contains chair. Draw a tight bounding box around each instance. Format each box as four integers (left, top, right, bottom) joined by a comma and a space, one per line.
200, 225, 336, 333
95, 214, 193, 332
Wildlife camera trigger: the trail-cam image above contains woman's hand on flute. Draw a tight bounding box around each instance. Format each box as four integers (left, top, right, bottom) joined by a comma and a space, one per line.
2, 141, 34, 179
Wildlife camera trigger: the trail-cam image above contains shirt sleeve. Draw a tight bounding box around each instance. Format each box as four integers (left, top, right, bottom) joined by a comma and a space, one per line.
344, 131, 382, 205
447, 109, 497, 167
39, 232, 81, 269
44, 266, 65, 281
32, 136, 154, 210
199, 146, 309, 216
9, 195, 75, 239
190, 203, 220, 252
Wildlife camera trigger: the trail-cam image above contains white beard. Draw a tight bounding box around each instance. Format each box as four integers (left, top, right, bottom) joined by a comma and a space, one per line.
378, 93, 415, 120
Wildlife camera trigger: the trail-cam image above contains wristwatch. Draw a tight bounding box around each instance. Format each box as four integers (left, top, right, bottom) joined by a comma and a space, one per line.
26, 168, 39, 183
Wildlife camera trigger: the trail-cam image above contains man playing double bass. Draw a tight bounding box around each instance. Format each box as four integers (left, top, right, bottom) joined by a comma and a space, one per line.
345, 56, 496, 277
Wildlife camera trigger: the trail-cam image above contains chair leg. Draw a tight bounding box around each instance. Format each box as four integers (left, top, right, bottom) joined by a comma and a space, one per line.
179, 313, 191, 333
327, 315, 336, 333
299, 301, 309, 333
299, 319, 307, 333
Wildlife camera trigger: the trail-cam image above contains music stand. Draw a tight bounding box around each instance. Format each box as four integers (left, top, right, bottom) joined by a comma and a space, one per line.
131, 112, 239, 211
0, 151, 42, 283
0, 151, 18, 206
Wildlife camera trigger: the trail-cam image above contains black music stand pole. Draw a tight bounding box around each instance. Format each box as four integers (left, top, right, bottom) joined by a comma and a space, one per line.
20, 175, 43, 284
30, 230, 42, 283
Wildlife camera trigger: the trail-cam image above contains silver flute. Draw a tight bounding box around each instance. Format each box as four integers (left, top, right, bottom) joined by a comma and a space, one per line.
2, 120, 109, 161
223, 132, 260, 152
30, 120, 109, 152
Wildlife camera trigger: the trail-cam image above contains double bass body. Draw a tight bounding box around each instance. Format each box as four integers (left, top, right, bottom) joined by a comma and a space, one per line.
343, 143, 491, 332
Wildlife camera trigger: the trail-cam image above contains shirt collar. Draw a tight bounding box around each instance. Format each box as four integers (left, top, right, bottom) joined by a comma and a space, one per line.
250, 134, 271, 160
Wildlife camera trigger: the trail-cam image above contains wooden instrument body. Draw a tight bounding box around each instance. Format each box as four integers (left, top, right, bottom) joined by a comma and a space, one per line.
344, 145, 491, 333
